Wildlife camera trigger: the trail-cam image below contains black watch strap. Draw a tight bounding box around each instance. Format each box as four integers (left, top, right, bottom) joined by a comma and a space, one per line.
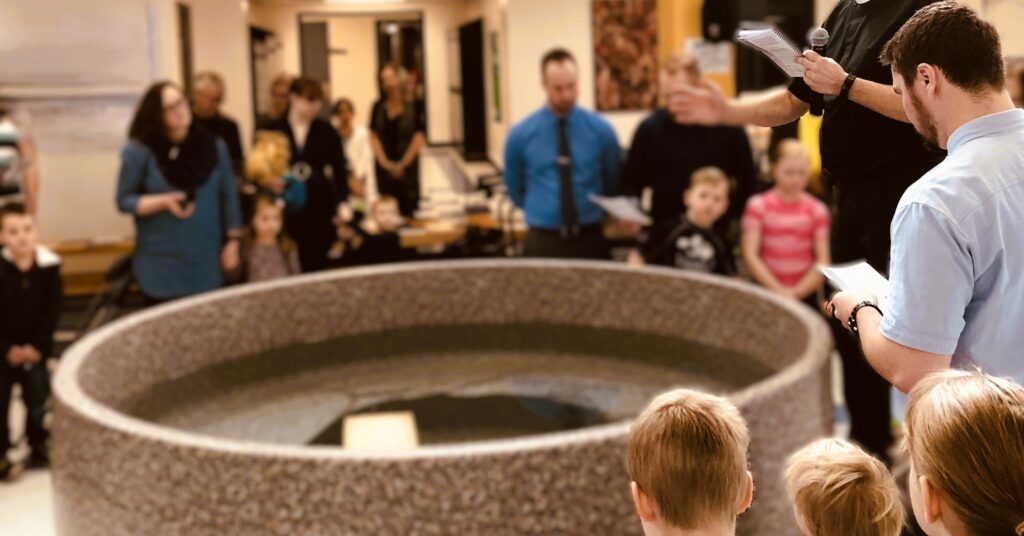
840, 74, 857, 101
848, 301, 882, 335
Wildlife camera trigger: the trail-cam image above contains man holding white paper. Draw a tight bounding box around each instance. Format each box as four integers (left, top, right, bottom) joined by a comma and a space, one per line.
676, 0, 941, 464
830, 3, 1024, 392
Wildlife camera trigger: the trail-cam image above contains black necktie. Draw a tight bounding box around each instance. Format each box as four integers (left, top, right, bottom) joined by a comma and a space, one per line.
557, 118, 578, 235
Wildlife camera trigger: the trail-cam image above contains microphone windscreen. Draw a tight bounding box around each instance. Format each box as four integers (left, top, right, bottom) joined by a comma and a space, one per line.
809, 27, 830, 46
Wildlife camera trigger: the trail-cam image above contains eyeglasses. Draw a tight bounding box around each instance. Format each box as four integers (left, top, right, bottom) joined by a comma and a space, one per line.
163, 98, 189, 112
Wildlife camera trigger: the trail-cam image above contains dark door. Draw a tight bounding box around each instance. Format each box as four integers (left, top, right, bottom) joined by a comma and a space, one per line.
300, 21, 330, 84
458, 20, 487, 161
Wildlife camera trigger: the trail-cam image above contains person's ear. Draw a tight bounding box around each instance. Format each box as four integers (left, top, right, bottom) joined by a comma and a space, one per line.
917, 64, 938, 97
918, 475, 943, 525
683, 188, 694, 207
631, 481, 658, 522
737, 471, 754, 515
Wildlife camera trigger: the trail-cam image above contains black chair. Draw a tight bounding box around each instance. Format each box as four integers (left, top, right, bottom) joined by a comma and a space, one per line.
74, 254, 135, 340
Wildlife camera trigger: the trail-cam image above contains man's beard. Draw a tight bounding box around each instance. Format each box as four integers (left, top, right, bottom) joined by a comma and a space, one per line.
910, 92, 940, 150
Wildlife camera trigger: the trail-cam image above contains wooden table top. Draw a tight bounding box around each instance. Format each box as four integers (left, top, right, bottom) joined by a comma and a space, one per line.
47, 214, 528, 296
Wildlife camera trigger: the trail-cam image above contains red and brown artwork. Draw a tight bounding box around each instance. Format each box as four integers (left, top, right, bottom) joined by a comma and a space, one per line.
593, 0, 659, 111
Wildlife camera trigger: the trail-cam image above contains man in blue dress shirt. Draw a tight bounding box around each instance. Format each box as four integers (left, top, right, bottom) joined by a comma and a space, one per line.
504, 48, 621, 259
831, 3, 1024, 392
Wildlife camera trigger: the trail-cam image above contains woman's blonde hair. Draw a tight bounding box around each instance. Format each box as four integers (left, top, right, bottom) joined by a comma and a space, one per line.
905, 369, 1024, 536
786, 438, 904, 536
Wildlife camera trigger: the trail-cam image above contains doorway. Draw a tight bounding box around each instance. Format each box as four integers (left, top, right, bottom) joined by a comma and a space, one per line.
292, 12, 426, 136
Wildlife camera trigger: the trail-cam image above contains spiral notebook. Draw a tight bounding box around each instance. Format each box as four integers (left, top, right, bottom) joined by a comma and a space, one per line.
736, 27, 805, 78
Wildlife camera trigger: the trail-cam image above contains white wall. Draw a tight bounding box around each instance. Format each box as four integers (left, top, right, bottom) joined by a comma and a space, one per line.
0, 0, 254, 242
248, 0, 461, 144
0, 0, 153, 242
325, 16, 379, 125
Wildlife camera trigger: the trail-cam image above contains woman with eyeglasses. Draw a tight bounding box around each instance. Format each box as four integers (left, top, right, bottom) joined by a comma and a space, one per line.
116, 81, 243, 304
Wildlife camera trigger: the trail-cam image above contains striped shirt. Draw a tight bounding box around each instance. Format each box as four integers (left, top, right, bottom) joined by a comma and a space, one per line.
742, 190, 830, 286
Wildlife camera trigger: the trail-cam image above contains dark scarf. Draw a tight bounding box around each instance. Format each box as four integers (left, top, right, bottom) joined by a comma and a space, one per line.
152, 122, 218, 193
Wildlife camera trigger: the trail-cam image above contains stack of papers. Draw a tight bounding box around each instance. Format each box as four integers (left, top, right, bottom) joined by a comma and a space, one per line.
736, 28, 805, 78
589, 195, 652, 225
819, 261, 891, 313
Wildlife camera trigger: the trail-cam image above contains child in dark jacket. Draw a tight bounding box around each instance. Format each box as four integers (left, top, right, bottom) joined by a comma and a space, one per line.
0, 203, 61, 480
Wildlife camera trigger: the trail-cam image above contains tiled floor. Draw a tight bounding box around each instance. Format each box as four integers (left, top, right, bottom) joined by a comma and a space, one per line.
1, 387, 55, 536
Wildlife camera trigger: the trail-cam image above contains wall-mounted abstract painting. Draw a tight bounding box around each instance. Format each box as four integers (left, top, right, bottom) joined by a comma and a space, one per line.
592, 0, 658, 111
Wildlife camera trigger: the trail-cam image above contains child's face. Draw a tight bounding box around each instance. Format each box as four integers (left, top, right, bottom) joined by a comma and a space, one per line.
772, 152, 811, 194
684, 183, 730, 228
373, 201, 401, 232
0, 213, 36, 256
290, 94, 322, 123
252, 202, 283, 240
335, 103, 354, 126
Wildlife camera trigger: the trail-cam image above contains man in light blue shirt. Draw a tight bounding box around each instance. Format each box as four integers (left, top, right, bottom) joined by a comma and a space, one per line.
831, 3, 1024, 392
504, 48, 621, 259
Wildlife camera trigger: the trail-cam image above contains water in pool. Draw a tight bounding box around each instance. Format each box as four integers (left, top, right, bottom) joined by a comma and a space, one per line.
121, 323, 774, 446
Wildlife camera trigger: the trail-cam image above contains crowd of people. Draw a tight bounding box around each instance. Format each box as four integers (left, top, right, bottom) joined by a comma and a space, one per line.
112, 65, 429, 303
1, 1, 1022, 534
0, 64, 427, 478
504, 2, 1024, 534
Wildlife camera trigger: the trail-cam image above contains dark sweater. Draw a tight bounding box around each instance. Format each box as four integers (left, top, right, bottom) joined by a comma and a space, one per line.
264, 118, 350, 272
642, 217, 736, 277
0, 246, 62, 358
620, 109, 756, 231
194, 113, 244, 177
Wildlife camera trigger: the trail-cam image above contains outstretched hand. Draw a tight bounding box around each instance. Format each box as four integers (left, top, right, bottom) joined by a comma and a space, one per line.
667, 79, 728, 126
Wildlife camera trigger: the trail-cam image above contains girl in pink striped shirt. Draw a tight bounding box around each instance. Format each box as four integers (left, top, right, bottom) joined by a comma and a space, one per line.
741, 140, 831, 304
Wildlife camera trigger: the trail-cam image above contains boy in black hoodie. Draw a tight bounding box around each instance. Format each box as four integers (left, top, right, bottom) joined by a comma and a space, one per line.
0, 203, 61, 481
628, 167, 736, 276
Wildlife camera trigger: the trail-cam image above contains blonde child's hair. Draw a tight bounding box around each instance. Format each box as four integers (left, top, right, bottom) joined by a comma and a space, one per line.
905, 369, 1024, 536
245, 130, 291, 189
661, 50, 701, 80
688, 166, 731, 193
625, 388, 750, 529
786, 438, 904, 536
770, 138, 811, 165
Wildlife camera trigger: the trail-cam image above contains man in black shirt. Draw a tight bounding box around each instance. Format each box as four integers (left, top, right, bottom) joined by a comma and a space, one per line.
192, 72, 245, 177
674, 0, 943, 464
620, 52, 755, 243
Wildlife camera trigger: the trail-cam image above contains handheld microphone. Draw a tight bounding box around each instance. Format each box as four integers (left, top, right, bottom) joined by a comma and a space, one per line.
809, 27, 830, 117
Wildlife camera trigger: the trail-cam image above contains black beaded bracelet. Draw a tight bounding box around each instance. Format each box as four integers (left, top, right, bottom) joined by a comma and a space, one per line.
848, 301, 883, 335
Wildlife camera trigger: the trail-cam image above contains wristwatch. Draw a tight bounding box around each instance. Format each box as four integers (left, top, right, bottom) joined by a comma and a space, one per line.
848, 301, 882, 335
840, 74, 857, 101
